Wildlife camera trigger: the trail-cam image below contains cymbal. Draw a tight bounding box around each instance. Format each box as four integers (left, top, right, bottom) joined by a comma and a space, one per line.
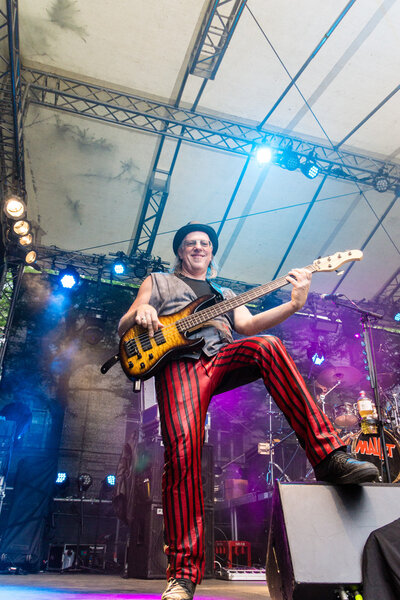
317, 366, 362, 388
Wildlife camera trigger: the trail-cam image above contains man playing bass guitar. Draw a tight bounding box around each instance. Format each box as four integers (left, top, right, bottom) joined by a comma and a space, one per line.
118, 222, 378, 600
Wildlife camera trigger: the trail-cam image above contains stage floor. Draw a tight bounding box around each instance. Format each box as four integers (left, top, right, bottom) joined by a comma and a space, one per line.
0, 573, 271, 599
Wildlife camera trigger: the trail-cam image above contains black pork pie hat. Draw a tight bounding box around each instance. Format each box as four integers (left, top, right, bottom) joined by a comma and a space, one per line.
173, 222, 218, 255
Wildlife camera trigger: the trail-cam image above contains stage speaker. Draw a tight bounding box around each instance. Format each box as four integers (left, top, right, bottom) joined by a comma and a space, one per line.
135, 441, 214, 506
128, 503, 214, 579
266, 481, 400, 600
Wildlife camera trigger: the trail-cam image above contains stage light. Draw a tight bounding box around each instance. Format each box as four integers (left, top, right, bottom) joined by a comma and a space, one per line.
24, 250, 37, 264
3, 195, 26, 219
113, 261, 125, 275
112, 253, 128, 276
301, 153, 320, 179
312, 353, 325, 366
374, 174, 389, 193
12, 220, 30, 236
394, 312, 400, 322
59, 266, 80, 289
281, 149, 299, 171
55, 472, 70, 490
105, 474, 116, 487
18, 233, 33, 246
256, 145, 272, 164
77, 473, 93, 493
56, 472, 68, 484
134, 263, 148, 278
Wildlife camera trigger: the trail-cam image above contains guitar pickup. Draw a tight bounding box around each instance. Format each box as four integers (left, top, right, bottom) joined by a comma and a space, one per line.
124, 338, 139, 358
140, 334, 152, 352
154, 330, 166, 346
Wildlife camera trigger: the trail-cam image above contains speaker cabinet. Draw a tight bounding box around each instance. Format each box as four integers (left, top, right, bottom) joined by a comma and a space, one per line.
128, 504, 214, 579
266, 482, 400, 600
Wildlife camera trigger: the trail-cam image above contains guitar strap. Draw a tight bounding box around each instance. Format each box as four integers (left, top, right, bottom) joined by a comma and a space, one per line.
207, 279, 225, 301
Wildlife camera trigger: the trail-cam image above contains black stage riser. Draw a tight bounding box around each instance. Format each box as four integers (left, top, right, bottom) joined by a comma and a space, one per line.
127, 503, 214, 579
266, 482, 400, 600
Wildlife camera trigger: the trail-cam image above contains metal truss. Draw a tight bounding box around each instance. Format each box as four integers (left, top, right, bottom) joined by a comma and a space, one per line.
130, 1, 248, 255
0, 0, 25, 193
130, 163, 172, 256
373, 267, 400, 304
0, 0, 26, 378
0, 262, 23, 379
22, 66, 400, 191
189, 0, 247, 79
35, 245, 170, 287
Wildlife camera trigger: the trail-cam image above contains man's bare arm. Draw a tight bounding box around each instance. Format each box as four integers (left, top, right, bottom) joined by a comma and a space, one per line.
233, 268, 312, 335
118, 276, 162, 337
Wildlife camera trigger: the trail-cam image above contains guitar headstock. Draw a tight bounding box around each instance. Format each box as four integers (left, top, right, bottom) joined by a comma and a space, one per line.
313, 250, 363, 272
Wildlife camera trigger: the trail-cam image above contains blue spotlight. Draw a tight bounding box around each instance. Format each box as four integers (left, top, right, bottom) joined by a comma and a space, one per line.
256, 145, 272, 164
55, 472, 70, 492
105, 474, 116, 487
312, 353, 325, 366
59, 266, 80, 289
301, 153, 320, 179
113, 261, 126, 276
111, 252, 128, 277
56, 472, 68, 484
394, 312, 400, 322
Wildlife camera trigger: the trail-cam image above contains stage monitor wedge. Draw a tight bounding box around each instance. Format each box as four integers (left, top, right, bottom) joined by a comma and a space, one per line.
266, 481, 400, 600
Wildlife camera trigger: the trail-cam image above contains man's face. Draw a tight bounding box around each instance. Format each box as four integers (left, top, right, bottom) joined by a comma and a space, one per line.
178, 230, 213, 275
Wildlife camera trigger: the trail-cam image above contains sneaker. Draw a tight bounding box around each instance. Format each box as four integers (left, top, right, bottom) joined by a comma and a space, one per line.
314, 451, 379, 484
161, 578, 196, 600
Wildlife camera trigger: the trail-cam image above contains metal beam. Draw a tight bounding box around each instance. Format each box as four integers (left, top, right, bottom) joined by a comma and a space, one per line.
373, 266, 400, 303
0, 0, 26, 378
257, 0, 357, 129
335, 84, 400, 150
0, 263, 23, 380
189, 0, 247, 80
22, 66, 400, 191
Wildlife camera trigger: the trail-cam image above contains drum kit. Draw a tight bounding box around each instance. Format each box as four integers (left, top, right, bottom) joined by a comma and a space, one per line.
261, 366, 400, 485
315, 366, 400, 483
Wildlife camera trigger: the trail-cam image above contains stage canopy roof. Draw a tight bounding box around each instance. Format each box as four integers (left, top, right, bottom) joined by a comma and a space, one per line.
11, 0, 400, 301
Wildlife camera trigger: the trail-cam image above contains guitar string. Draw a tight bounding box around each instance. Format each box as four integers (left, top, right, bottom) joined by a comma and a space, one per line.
126, 257, 358, 352
129, 263, 321, 349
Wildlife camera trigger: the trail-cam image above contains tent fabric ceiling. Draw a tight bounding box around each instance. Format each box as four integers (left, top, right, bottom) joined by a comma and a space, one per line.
17, 0, 400, 302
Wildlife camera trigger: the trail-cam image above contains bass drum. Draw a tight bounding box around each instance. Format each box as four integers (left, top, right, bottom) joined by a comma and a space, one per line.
351, 429, 400, 483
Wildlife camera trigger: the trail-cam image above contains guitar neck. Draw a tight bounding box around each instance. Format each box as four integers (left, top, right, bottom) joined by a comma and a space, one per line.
177, 264, 316, 332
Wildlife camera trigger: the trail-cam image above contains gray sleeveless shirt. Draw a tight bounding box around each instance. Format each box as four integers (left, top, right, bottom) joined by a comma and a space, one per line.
149, 272, 236, 357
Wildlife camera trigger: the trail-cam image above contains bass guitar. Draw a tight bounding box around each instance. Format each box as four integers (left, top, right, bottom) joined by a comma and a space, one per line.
103, 250, 362, 381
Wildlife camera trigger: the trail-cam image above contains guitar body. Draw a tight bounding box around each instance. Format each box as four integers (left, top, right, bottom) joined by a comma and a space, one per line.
119, 295, 213, 380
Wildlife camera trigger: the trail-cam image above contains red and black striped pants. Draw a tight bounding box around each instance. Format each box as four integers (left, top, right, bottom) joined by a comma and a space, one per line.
154, 335, 344, 584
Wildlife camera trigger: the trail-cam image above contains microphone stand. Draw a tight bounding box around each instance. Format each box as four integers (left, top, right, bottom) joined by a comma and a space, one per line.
330, 297, 391, 482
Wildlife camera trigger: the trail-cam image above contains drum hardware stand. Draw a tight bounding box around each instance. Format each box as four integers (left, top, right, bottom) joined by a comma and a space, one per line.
330, 297, 391, 482
263, 396, 293, 485
389, 392, 400, 435
317, 380, 341, 414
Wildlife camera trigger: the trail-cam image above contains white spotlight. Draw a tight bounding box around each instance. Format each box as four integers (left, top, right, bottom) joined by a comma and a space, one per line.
256, 146, 272, 164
